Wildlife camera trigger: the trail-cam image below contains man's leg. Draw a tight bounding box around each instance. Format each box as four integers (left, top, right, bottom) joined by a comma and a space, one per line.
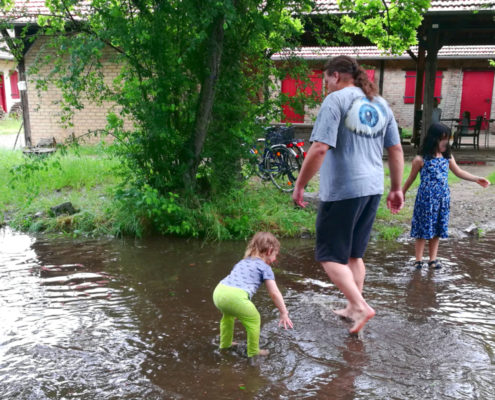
322, 260, 375, 334
332, 257, 365, 319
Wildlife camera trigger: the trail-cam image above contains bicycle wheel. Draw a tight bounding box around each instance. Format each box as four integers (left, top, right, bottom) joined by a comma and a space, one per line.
254, 138, 270, 180
264, 145, 301, 192
240, 138, 270, 181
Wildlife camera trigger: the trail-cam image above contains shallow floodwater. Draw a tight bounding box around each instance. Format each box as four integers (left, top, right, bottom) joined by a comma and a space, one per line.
1, 227, 494, 399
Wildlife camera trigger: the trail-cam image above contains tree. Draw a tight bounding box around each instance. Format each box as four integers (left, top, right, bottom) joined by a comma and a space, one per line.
339, 0, 431, 55
3, 0, 314, 198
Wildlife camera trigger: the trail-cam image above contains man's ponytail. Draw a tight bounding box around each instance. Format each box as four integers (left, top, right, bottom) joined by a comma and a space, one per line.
324, 56, 378, 100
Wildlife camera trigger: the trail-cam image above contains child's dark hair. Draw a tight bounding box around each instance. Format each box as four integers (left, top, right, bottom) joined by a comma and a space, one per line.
244, 232, 280, 258
323, 56, 377, 100
419, 122, 452, 159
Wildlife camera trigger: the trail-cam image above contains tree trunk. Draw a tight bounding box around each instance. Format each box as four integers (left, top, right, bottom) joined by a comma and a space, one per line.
185, 13, 225, 188
411, 44, 425, 147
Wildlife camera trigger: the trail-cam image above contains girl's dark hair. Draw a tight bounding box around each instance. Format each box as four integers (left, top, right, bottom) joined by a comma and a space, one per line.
323, 55, 378, 100
420, 122, 452, 159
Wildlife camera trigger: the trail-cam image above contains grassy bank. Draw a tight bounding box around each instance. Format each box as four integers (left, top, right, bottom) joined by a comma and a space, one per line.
1, 145, 446, 240
0, 146, 316, 239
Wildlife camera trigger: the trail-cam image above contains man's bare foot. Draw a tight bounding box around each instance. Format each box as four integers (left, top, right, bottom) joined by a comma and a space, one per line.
258, 349, 270, 356
349, 305, 375, 334
332, 307, 353, 321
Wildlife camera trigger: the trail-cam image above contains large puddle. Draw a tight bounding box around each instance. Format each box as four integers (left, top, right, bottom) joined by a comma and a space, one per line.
1, 227, 494, 399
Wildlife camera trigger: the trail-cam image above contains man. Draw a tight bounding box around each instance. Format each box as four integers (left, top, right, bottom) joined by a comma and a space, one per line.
293, 56, 404, 334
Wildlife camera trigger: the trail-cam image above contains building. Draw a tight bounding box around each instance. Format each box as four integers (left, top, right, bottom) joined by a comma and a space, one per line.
0, 48, 21, 116
2, 0, 495, 145
273, 46, 495, 133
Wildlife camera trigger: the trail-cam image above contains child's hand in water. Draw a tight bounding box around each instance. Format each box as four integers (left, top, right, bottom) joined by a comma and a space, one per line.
476, 177, 491, 188
279, 312, 293, 330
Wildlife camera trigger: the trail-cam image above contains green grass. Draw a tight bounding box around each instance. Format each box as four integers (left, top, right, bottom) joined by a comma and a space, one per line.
400, 127, 412, 138
3, 148, 471, 242
0, 117, 23, 135
0, 145, 122, 236
0, 145, 316, 239
488, 171, 495, 184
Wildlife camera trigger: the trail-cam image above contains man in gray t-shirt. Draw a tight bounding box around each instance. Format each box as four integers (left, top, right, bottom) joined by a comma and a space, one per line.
311, 86, 400, 202
293, 56, 404, 335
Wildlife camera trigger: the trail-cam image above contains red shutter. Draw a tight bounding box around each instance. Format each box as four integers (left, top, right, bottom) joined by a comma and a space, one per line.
366, 69, 375, 82
404, 71, 443, 104
404, 71, 416, 104
305, 70, 323, 101
10, 71, 19, 99
281, 76, 304, 123
281, 70, 323, 123
0, 74, 7, 112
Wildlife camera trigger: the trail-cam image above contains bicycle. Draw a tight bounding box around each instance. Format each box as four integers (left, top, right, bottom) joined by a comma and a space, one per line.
241, 126, 306, 192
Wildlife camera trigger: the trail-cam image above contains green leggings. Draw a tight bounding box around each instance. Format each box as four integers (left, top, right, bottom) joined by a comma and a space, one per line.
213, 283, 261, 357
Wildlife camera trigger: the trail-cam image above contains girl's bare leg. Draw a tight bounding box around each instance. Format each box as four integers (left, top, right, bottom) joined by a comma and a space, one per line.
428, 237, 440, 261
322, 261, 375, 334
415, 239, 426, 261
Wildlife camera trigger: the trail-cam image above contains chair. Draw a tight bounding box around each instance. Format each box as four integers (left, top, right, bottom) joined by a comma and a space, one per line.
455, 115, 483, 149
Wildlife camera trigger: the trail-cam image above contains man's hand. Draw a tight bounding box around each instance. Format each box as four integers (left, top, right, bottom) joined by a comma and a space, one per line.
386, 190, 404, 214
292, 186, 308, 208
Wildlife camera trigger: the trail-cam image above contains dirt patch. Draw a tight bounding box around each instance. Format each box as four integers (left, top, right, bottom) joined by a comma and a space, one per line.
449, 163, 495, 238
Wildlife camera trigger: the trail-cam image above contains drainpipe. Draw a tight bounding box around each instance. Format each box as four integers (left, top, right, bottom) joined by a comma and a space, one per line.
378, 60, 384, 95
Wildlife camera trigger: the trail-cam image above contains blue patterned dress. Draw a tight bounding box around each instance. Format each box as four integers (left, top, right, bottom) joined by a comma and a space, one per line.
411, 156, 450, 239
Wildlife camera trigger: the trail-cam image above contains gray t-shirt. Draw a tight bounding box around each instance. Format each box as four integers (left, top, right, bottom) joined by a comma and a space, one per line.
310, 86, 400, 202
220, 257, 275, 299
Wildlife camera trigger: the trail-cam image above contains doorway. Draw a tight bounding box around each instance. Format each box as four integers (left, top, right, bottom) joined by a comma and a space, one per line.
459, 70, 494, 129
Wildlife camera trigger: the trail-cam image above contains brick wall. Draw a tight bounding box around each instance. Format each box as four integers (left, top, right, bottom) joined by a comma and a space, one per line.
285, 58, 495, 133
24, 36, 128, 146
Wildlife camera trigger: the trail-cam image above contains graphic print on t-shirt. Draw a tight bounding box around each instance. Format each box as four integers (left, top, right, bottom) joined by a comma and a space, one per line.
344, 96, 387, 138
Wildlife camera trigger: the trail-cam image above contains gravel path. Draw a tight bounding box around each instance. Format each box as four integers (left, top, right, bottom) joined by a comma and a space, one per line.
448, 163, 495, 237
0, 133, 25, 149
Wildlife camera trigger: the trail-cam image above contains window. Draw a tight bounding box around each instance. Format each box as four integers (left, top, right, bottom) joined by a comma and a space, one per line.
10, 71, 19, 99
281, 70, 323, 123
404, 70, 443, 104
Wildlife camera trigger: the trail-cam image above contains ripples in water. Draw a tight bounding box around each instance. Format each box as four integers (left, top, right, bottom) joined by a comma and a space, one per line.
1, 227, 494, 399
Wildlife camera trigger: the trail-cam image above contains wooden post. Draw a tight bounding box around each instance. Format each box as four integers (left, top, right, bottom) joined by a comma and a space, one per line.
412, 44, 425, 146
17, 58, 32, 147
422, 27, 440, 146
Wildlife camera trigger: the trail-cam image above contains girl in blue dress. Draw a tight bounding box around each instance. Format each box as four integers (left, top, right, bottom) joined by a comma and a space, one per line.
402, 123, 490, 269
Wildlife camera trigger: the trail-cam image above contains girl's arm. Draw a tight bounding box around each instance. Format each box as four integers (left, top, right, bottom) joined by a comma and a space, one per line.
449, 156, 491, 187
402, 156, 424, 196
265, 280, 293, 329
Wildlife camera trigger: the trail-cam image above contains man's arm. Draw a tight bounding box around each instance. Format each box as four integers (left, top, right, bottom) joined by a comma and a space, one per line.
292, 141, 329, 207
386, 143, 404, 214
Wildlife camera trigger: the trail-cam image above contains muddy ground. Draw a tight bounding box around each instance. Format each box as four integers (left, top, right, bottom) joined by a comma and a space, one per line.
448, 163, 495, 237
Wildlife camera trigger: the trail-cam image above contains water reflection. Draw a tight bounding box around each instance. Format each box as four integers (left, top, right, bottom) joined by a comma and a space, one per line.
1, 227, 495, 399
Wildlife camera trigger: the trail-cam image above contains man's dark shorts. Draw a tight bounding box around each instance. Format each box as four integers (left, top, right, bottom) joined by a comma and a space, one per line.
315, 195, 381, 264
